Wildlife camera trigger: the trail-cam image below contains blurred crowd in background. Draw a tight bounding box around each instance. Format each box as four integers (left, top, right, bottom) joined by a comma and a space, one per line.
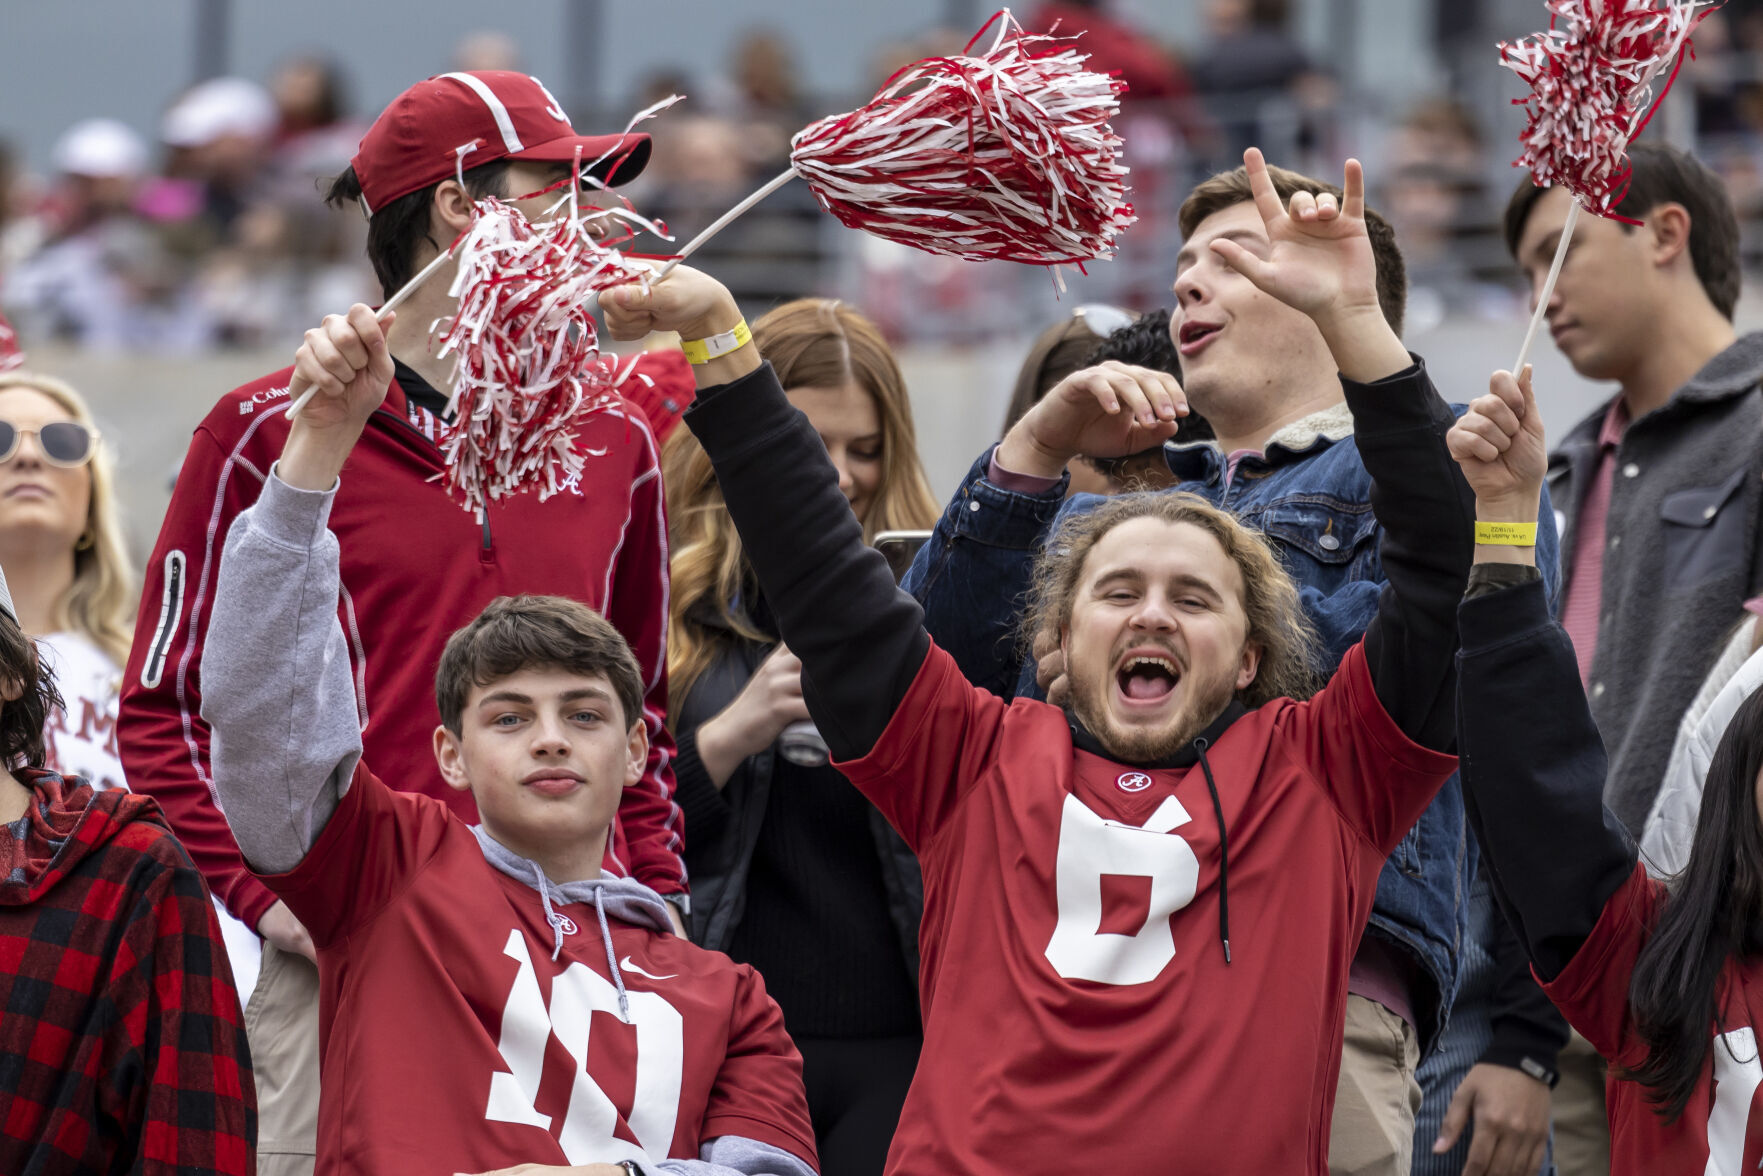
8, 0, 1763, 355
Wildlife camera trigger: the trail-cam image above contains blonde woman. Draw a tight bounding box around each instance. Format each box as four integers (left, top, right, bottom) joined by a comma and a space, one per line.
664, 298, 938, 1175
0, 369, 262, 991
0, 371, 133, 792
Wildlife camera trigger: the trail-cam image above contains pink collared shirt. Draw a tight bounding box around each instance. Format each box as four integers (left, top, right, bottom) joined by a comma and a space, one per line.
1560, 398, 1631, 686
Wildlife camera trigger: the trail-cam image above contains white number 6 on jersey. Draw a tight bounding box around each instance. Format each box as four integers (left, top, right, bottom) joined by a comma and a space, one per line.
1044, 793, 1201, 985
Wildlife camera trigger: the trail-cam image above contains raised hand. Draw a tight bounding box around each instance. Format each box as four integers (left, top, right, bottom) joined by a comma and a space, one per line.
601, 264, 741, 345
997, 362, 1186, 480
1446, 366, 1547, 519
1207, 147, 1379, 326
279, 304, 396, 492
1207, 149, 1409, 383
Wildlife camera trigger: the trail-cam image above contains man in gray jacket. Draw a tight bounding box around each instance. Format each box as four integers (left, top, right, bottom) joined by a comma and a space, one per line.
1502, 140, 1763, 1175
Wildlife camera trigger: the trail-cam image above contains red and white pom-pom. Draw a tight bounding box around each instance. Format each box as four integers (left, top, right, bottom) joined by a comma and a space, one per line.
430, 192, 655, 513
789, 9, 1135, 266
0, 310, 23, 372
1501, 0, 1719, 215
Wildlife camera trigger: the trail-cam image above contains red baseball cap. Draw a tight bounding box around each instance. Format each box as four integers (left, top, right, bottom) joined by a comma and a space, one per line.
351, 71, 652, 214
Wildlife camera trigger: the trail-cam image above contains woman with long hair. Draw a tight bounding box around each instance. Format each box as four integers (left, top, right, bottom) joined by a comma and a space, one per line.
0, 371, 133, 791
665, 298, 937, 1175
1458, 561, 1763, 1171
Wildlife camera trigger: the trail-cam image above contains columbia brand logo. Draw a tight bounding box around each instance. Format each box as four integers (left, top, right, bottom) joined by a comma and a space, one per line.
1116, 771, 1153, 793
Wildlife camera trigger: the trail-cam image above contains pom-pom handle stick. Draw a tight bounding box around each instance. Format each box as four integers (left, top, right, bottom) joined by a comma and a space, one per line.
285, 251, 450, 419
656, 168, 797, 281
1511, 198, 1580, 373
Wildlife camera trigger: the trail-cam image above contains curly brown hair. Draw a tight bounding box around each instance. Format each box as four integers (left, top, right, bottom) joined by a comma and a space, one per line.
1025, 492, 1321, 707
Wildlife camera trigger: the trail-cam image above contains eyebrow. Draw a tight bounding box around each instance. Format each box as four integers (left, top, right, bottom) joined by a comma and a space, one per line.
1176, 227, 1268, 272
1093, 567, 1225, 603
476, 686, 614, 707
1528, 229, 1565, 266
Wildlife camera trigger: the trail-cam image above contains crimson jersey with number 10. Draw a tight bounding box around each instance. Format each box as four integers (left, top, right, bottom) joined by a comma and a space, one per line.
838, 639, 1457, 1174
265, 764, 816, 1176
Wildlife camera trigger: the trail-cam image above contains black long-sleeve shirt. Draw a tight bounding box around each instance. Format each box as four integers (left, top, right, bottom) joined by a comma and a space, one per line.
1456, 578, 1638, 982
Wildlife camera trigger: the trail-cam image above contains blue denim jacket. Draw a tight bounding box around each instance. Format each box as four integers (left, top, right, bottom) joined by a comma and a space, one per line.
903, 408, 1560, 1051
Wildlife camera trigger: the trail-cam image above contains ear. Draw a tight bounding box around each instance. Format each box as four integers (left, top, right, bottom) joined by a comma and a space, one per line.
1235, 641, 1263, 693
624, 718, 650, 788
431, 178, 476, 238
1647, 202, 1693, 270
432, 725, 473, 795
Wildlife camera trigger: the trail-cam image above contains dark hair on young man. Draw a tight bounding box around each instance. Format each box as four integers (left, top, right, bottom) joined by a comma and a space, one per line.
1625, 687, 1763, 1120
1502, 142, 1741, 320
435, 594, 643, 735
326, 159, 512, 298
0, 614, 62, 770
1180, 163, 1408, 337
1084, 309, 1215, 444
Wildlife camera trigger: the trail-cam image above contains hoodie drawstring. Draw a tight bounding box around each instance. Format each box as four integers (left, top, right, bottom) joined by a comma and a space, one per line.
531, 860, 633, 1023
1194, 737, 1231, 965
594, 888, 632, 1023
532, 860, 567, 962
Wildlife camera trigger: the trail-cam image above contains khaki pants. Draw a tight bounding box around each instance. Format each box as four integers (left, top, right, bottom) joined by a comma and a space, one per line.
1551, 1028, 1610, 1176
244, 942, 323, 1176
1329, 994, 1423, 1176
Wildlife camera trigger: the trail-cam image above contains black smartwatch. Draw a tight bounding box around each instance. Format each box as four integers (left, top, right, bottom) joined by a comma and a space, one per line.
1519, 1056, 1560, 1088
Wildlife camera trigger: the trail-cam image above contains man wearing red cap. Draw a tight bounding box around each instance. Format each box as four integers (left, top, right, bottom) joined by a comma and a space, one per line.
118, 70, 692, 1176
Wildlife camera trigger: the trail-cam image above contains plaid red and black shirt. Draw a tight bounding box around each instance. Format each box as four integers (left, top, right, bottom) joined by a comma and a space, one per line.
0, 769, 254, 1174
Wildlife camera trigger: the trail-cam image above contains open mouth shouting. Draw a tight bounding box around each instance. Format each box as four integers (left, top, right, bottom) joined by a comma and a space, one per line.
1177, 320, 1223, 358
1114, 648, 1183, 712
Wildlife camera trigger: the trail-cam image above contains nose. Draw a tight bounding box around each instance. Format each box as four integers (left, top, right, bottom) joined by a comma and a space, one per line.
9, 432, 45, 468
828, 447, 855, 501
1128, 593, 1178, 634
528, 715, 571, 757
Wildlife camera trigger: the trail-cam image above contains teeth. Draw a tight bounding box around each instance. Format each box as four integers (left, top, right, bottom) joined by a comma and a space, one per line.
1125, 657, 1177, 674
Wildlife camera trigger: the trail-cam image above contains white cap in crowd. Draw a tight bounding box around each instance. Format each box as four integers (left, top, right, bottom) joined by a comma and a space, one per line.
161, 77, 277, 148
52, 118, 149, 179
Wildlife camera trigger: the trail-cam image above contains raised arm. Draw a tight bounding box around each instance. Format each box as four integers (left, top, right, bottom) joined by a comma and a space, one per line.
906, 360, 1183, 697
1210, 148, 1475, 748
1448, 358, 1637, 981
200, 304, 393, 874
602, 270, 925, 762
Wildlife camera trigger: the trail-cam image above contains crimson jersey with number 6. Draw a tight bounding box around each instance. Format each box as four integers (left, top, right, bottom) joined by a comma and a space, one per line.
1543, 864, 1763, 1175
264, 764, 816, 1176
838, 638, 1456, 1175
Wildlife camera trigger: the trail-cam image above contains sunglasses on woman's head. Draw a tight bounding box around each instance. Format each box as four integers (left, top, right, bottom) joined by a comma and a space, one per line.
0, 420, 97, 467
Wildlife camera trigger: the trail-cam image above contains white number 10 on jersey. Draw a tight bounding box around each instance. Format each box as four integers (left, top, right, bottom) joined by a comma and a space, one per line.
1044, 793, 1201, 985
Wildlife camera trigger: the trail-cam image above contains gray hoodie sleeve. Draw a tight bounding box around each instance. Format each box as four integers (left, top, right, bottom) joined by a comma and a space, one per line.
652, 1136, 818, 1176
199, 466, 362, 875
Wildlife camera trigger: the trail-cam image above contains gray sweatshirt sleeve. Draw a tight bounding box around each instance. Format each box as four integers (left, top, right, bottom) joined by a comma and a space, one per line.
652, 1136, 818, 1176
199, 467, 362, 875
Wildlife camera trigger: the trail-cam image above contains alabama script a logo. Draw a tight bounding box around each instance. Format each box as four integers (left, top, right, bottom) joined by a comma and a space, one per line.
485, 929, 684, 1164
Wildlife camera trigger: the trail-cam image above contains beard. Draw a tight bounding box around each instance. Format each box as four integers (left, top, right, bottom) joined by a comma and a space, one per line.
1066, 656, 1238, 764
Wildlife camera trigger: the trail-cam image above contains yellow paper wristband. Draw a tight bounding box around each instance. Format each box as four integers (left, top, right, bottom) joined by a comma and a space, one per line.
681, 320, 752, 365
1474, 521, 1538, 546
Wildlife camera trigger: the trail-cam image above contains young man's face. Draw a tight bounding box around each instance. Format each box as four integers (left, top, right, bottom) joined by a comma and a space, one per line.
1062, 517, 1261, 763
1512, 185, 1660, 382
502, 160, 623, 241
433, 666, 646, 875
1171, 200, 1336, 421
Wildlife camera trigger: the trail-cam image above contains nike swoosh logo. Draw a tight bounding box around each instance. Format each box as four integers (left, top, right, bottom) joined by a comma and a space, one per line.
619, 955, 677, 981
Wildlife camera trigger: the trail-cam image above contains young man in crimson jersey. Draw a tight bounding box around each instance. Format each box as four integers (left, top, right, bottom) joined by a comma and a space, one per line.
116, 71, 692, 1176
197, 303, 816, 1176
600, 152, 1549, 1174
